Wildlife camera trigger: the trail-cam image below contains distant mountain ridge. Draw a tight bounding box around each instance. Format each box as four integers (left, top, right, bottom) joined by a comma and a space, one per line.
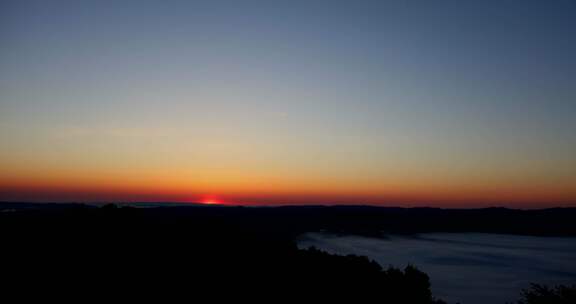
2, 202, 576, 237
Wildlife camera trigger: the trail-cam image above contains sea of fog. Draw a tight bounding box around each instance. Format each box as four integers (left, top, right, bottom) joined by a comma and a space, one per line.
297, 233, 576, 304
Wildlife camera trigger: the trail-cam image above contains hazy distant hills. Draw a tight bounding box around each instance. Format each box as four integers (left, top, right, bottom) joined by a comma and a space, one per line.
0, 201, 206, 210
2, 202, 576, 236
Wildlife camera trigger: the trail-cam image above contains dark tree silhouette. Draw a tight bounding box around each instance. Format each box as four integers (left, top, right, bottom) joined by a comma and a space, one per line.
2, 204, 446, 303
3, 203, 575, 303
516, 284, 576, 304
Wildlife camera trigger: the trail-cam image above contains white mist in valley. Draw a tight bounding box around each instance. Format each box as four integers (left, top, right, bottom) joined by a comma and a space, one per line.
298, 233, 576, 304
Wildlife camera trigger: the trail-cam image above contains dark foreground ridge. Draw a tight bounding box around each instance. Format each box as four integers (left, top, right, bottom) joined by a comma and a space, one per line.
2, 203, 576, 302
3, 202, 576, 237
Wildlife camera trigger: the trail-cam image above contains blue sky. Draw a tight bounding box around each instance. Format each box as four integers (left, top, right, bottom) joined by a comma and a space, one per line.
1, 0, 575, 205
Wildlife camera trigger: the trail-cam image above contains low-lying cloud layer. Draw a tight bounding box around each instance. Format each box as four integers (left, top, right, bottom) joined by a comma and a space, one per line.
298, 233, 576, 304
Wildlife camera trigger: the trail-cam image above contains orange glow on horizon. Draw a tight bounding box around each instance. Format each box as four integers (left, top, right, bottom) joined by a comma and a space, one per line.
1, 1, 575, 210
200, 195, 222, 205
1, 158, 575, 208
0, 178, 575, 208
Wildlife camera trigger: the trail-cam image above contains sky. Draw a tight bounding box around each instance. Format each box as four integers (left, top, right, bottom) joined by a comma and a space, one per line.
1, 0, 575, 207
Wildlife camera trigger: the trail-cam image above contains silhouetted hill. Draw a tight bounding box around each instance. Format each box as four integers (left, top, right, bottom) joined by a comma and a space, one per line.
3, 203, 576, 237
2, 203, 447, 303
2, 203, 575, 302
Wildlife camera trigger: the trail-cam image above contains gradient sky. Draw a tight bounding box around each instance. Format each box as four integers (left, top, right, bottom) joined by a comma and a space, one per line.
1, 0, 575, 207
